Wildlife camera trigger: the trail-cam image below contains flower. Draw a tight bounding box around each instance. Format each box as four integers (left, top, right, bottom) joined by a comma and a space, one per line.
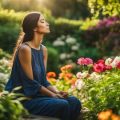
98, 109, 112, 120
60, 65, 73, 72
111, 114, 120, 120
111, 56, 120, 68
59, 53, 67, 60
47, 72, 56, 78
96, 59, 105, 64
77, 57, 93, 65
66, 37, 76, 44
105, 58, 113, 66
53, 40, 65, 46
98, 109, 120, 120
117, 62, 120, 69
93, 63, 105, 73
75, 79, 85, 90
76, 71, 89, 79
89, 72, 102, 81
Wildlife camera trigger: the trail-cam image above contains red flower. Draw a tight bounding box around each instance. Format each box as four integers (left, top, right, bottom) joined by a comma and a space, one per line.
117, 62, 120, 69
105, 65, 112, 70
93, 63, 105, 73
97, 59, 105, 64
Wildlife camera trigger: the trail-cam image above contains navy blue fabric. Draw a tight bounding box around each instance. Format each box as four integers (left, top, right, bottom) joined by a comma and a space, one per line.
5, 43, 81, 120
5, 43, 51, 97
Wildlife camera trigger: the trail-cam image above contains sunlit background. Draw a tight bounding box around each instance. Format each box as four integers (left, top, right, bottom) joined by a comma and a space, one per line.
0, 0, 120, 71
0, 0, 120, 120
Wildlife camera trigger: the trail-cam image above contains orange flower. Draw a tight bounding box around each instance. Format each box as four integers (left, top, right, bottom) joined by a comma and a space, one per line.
98, 109, 112, 120
65, 73, 73, 79
111, 114, 120, 120
60, 64, 73, 72
59, 73, 65, 79
70, 77, 77, 85
47, 72, 56, 78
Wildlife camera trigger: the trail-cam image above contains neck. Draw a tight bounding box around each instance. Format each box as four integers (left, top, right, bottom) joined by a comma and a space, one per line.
31, 33, 44, 49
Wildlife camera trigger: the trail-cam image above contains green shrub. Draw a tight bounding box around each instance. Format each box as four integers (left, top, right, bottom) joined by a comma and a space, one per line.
0, 88, 28, 120
47, 46, 59, 73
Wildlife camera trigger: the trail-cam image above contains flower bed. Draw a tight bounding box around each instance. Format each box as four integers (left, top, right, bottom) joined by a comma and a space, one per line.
47, 56, 120, 119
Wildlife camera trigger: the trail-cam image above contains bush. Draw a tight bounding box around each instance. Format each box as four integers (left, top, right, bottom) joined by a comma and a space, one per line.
0, 88, 28, 120
47, 46, 59, 73
47, 56, 120, 119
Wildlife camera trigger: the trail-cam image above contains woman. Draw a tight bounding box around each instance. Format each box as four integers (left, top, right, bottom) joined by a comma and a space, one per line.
5, 12, 81, 120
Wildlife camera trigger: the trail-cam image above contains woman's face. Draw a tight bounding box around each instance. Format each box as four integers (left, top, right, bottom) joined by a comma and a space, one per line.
35, 14, 50, 34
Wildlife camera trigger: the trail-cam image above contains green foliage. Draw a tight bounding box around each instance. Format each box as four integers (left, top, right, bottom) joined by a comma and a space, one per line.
88, 0, 120, 18
82, 70, 120, 119
0, 88, 28, 120
47, 46, 59, 73
0, 48, 11, 59
1, 0, 90, 19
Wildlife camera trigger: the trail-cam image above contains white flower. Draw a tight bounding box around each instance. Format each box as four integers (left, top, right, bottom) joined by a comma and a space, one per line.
0, 58, 9, 66
89, 72, 102, 81
76, 71, 88, 79
105, 58, 112, 66
66, 37, 76, 45
71, 45, 79, 51
60, 35, 66, 40
75, 79, 85, 90
59, 53, 67, 60
0, 72, 9, 81
110, 56, 120, 68
53, 40, 65, 46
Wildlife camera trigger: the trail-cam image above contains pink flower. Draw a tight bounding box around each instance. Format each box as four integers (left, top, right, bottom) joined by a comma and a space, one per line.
93, 63, 105, 73
85, 58, 93, 65
77, 57, 85, 65
77, 57, 93, 65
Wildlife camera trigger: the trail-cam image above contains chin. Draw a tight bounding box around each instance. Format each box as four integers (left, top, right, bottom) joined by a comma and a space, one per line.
46, 30, 50, 33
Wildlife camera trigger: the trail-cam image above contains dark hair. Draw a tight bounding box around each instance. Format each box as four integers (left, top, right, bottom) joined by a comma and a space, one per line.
11, 12, 41, 65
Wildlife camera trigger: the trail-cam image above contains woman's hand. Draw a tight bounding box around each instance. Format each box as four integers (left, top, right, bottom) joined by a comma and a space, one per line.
57, 91, 68, 98
51, 93, 64, 99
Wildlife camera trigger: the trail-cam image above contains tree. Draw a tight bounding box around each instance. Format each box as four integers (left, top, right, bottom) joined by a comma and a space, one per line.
88, 0, 120, 19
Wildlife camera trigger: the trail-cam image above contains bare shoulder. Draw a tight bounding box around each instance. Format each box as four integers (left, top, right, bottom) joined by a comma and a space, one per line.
19, 43, 31, 54
18, 44, 31, 62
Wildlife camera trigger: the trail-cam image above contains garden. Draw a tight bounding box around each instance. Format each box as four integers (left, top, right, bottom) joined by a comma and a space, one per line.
0, 0, 120, 120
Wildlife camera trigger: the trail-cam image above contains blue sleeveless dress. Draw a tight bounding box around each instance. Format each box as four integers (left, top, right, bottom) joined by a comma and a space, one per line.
5, 43, 51, 97
5, 43, 81, 120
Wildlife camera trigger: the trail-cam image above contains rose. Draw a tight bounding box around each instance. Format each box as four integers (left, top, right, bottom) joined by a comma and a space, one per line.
93, 63, 105, 73
96, 59, 105, 64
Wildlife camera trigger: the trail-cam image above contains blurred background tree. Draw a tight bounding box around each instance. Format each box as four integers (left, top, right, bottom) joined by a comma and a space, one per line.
0, 0, 120, 72
0, 0, 91, 19
88, 0, 120, 19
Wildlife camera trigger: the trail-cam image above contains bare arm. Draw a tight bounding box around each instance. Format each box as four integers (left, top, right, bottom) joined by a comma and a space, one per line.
18, 44, 56, 97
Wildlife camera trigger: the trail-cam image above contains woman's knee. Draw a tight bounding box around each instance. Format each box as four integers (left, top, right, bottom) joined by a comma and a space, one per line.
67, 96, 82, 109
57, 99, 69, 110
